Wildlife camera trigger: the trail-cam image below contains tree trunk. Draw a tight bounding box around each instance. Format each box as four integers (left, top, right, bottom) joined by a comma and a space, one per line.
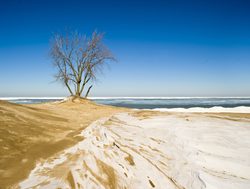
85, 85, 93, 98
65, 82, 73, 96
76, 81, 81, 96
79, 83, 85, 97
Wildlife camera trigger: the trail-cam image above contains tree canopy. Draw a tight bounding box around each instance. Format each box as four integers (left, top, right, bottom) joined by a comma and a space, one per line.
50, 31, 115, 97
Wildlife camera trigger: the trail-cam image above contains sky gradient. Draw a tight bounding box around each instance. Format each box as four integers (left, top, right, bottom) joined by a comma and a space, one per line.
0, 0, 250, 97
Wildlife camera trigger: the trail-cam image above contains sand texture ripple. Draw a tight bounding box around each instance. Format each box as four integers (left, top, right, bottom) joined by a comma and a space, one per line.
16, 111, 250, 189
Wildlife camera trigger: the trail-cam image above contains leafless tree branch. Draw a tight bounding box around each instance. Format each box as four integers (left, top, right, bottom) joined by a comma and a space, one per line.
50, 30, 115, 97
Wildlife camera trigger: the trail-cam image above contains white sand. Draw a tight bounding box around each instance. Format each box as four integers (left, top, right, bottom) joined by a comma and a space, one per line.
18, 112, 250, 189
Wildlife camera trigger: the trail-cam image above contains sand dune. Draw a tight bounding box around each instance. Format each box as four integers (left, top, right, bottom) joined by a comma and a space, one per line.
16, 111, 250, 189
0, 98, 124, 188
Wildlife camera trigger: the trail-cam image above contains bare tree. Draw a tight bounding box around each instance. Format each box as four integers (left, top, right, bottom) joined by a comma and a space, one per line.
50, 30, 115, 97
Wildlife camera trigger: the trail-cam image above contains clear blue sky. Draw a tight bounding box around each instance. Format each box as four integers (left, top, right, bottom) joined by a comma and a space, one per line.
0, 0, 250, 97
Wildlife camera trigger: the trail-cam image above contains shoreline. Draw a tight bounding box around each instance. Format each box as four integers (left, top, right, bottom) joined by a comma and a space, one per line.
1, 97, 250, 113
149, 106, 250, 113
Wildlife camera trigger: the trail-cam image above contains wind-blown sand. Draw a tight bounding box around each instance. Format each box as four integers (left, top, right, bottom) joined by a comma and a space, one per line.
13, 110, 250, 188
0, 98, 124, 188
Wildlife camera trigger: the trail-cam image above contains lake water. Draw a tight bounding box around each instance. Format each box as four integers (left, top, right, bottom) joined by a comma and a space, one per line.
1, 97, 250, 109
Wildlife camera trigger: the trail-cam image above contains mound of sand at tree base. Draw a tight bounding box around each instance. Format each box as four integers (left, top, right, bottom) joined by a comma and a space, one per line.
0, 98, 125, 188
16, 111, 250, 189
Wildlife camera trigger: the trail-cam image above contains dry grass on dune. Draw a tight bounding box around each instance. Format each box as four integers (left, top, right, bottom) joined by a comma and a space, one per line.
0, 97, 125, 188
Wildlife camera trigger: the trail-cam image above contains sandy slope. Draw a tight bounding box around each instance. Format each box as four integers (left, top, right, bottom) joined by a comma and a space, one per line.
0, 98, 124, 188
16, 111, 250, 189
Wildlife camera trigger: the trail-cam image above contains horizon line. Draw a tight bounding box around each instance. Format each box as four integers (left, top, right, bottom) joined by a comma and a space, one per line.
1, 96, 250, 100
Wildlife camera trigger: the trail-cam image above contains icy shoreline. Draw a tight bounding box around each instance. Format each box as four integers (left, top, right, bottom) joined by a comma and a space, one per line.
1, 97, 250, 112
150, 106, 250, 113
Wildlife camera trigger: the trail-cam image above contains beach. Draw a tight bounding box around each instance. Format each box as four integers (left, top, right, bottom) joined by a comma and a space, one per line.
0, 98, 125, 188
2, 0, 250, 188
1, 98, 250, 188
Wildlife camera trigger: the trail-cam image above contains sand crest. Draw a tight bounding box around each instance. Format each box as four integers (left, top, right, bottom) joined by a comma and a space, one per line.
0, 98, 124, 188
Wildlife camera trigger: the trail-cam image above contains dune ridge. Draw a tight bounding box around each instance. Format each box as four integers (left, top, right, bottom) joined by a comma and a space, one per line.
0, 98, 124, 188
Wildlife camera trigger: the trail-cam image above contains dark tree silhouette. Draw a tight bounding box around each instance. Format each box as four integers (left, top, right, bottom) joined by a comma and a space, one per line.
50, 31, 115, 97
